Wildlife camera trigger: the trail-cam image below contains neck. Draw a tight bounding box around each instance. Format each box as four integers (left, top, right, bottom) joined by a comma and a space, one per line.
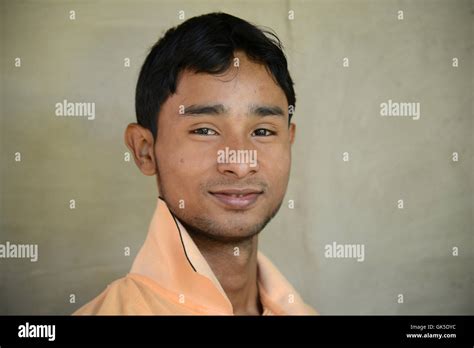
189, 233, 262, 315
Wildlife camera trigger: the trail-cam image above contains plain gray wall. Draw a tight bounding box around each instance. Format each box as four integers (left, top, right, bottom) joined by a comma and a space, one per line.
0, 0, 472, 314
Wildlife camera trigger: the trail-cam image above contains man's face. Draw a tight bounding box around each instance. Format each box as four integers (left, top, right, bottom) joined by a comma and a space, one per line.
154, 52, 295, 243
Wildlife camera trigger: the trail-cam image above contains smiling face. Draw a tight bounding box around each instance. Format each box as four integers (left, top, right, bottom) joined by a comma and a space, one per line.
133, 51, 295, 243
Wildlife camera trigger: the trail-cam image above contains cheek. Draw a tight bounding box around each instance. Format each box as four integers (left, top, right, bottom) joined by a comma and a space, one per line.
259, 145, 291, 186
156, 140, 217, 188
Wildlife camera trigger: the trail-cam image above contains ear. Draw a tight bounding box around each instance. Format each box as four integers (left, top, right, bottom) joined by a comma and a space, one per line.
289, 122, 296, 145
124, 123, 157, 176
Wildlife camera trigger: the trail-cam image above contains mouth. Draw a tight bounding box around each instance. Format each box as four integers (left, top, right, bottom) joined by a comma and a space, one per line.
208, 188, 263, 210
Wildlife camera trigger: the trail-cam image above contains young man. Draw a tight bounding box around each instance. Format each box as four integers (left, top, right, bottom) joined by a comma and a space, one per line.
74, 12, 316, 315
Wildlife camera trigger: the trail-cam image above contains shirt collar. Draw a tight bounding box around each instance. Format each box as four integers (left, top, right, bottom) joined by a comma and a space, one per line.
129, 197, 315, 315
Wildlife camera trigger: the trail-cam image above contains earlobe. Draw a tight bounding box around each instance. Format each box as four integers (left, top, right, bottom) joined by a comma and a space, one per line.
124, 123, 157, 176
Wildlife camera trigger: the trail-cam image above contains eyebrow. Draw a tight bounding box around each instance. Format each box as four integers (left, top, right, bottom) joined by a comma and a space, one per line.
249, 104, 285, 117
181, 104, 285, 117
182, 104, 227, 116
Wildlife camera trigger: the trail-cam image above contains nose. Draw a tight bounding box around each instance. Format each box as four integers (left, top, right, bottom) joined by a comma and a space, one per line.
216, 137, 259, 179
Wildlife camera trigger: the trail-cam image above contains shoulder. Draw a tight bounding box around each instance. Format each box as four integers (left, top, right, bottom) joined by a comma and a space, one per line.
72, 274, 174, 315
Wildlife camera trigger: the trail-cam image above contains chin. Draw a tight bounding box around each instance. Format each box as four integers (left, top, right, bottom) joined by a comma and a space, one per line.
212, 217, 269, 239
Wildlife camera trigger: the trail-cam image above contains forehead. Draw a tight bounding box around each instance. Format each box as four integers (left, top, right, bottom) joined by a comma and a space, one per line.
171, 52, 288, 109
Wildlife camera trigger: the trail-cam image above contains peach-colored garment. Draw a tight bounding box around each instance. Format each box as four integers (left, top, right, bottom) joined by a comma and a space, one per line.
74, 198, 317, 315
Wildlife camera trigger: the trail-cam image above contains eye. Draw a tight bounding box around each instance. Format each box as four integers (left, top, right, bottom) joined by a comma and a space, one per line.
252, 128, 275, 137
191, 128, 218, 136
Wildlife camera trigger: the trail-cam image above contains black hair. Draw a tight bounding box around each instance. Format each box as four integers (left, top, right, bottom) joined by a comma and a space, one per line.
135, 12, 296, 139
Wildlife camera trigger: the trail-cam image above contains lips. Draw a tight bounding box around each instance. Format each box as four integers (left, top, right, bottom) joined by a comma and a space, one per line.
209, 188, 263, 210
